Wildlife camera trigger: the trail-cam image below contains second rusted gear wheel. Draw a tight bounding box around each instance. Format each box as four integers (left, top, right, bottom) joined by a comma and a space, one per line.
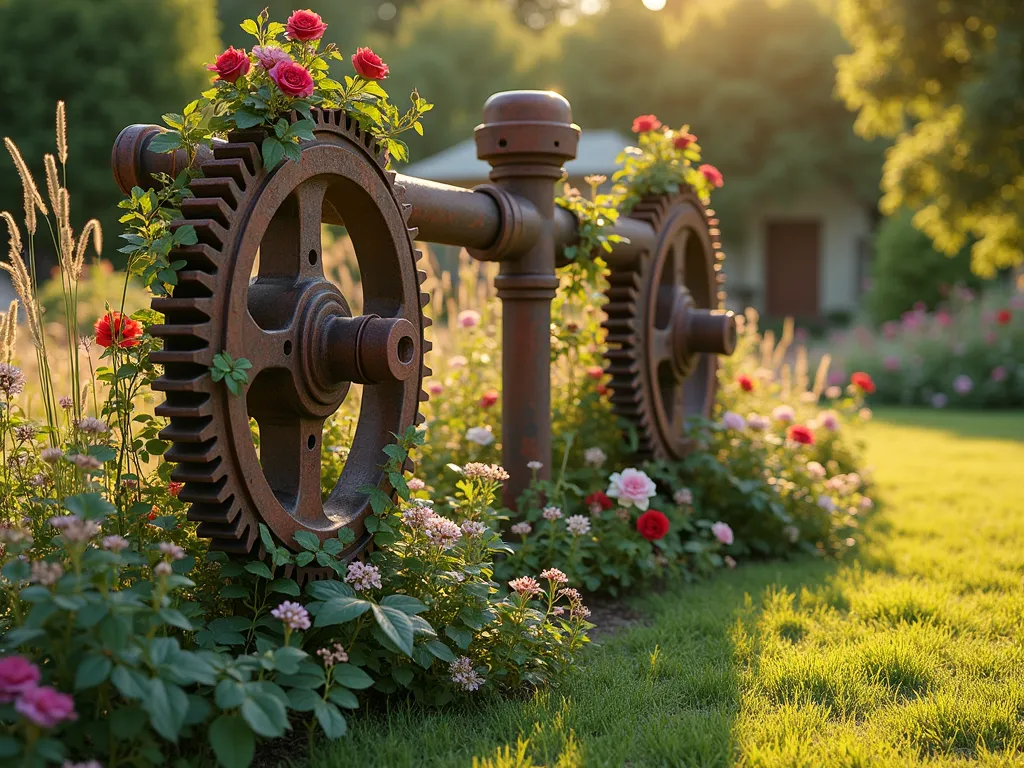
603, 189, 735, 460
150, 109, 430, 564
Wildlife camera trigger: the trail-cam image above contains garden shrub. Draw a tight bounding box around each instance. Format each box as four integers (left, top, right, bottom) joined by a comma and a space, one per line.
867, 209, 982, 325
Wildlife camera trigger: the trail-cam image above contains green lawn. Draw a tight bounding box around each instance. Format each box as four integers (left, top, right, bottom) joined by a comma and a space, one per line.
312, 409, 1024, 767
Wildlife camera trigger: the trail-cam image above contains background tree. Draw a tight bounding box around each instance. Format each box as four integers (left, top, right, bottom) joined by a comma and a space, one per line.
836, 0, 1024, 277
552, 0, 883, 233
376, 0, 538, 158
0, 0, 219, 244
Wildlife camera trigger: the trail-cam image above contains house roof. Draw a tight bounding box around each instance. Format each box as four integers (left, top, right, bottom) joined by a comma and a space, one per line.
404, 129, 632, 185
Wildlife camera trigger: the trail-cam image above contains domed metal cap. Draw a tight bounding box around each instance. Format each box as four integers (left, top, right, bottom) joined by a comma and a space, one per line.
474, 90, 579, 178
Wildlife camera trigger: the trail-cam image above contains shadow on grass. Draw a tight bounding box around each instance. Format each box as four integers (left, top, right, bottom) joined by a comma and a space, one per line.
308, 555, 842, 768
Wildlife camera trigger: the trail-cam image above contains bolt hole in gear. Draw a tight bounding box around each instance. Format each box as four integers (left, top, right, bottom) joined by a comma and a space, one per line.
146, 110, 429, 575
603, 189, 736, 460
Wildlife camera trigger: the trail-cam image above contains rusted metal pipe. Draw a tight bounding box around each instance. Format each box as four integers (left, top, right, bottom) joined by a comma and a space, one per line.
473, 91, 580, 507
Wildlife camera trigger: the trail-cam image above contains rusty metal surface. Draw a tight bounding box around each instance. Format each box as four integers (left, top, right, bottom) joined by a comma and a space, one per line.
132, 110, 428, 567
603, 192, 736, 460
474, 91, 579, 507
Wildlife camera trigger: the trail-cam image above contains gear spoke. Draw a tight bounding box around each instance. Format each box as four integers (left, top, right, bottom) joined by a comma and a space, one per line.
256, 416, 326, 522
241, 313, 298, 378
258, 178, 328, 282
671, 229, 689, 287
651, 325, 674, 366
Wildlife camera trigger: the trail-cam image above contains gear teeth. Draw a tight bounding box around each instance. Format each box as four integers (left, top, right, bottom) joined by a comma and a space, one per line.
423, 339, 433, 352
420, 292, 430, 308
415, 413, 426, 425
200, 157, 252, 188
402, 203, 412, 222
189, 177, 244, 209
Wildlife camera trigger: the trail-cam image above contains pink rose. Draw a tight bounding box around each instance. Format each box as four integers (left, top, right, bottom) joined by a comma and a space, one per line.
606, 468, 657, 511
252, 45, 291, 71
206, 47, 251, 83
286, 9, 328, 41
699, 164, 724, 188
0, 656, 40, 702
14, 685, 77, 728
711, 521, 734, 545
270, 61, 315, 98
352, 47, 389, 80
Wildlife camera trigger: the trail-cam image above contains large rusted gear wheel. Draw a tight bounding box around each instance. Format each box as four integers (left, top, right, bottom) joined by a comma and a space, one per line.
603, 190, 735, 460
149, 110, 429, 563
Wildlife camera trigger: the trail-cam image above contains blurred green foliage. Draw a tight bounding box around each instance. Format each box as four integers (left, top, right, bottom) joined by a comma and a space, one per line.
837, 0, 1024, 277
867, 209, 981, 324
0, 0, 220, 252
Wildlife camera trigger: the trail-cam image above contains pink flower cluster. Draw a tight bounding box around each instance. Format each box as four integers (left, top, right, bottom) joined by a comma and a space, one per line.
0, 656, 76, 729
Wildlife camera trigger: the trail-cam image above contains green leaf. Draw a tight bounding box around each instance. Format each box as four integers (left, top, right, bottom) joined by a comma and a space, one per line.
262, 137, 285, 170
269, 578, 300, 596
241, 692, 289, 738
220, 584, 250, 599
286, 119, 316, 141
371, 604, 415, 657
233, 111, 264, 130
327, 686, 359, 709
244, 561, 273, 579
75, 654, 112, 690
0, 736, 18, 758
148, 131, 184, 154
296, 551, 315, 567
286, 687, 320, 712
143, 678, 189, 742
111, 666, 149, 700
215, 679, 245, 709
332, 663, 374, 690
159, 608, 193, 631
314, 699, 347, 739
425, 639, 457, 663
240, 18, 260, 35
315, 596, 371, 627
306, 580, 354, 601
63, 492, 116, 520
209, 714, 254, 768
293, 530, 321, 552
381, 594, 429, 616
392, 666, 414, 687
444, 625, 473, 650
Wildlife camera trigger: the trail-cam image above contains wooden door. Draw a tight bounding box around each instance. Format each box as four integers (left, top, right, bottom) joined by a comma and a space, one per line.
765, 220, 821, 318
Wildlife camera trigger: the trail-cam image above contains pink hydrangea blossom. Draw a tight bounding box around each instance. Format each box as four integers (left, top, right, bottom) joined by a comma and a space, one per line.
345, 561, 382, 591
539, 568, 568, 584
14, 685, 77, 728
721, 411, 746, 431
510, 522, 532, 536
953, 375, 973, 395
711, 521, 733, 545
0, 655, 40, 702
270, 601, 311, 631
566, 515, 591, 536
508, 576, 541, 597
542, 506, 562, 521
606, 468, 657, 511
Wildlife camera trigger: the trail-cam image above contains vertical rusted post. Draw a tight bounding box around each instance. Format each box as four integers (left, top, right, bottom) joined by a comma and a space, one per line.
473, 91, 579, 508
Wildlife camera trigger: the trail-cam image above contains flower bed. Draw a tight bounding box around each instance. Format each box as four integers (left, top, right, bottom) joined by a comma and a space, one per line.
0, 8, 872, 766
830, 282, 1024, 409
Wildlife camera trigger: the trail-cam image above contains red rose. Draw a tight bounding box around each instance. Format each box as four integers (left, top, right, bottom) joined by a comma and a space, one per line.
850, 371, 875, 394
737, 374, 754, 392
94, 311, 143, 349
147, 506, 158, 522
286, 9, 328, 41
597, 384, 611, 396
673, 132, 696, 150
352, 47, 389, 80
168, 481, 184, 498
270, 61, 315, 98
786, 425, 815, 445
206, 47, 251, 83
586, 365, 604, 380
996, 309, 1012, 326
480, 389, 499, 408
636, 510, 670, 541
699, 164, 724, 188
585, 491, 613, 511
632, 114, 662, 133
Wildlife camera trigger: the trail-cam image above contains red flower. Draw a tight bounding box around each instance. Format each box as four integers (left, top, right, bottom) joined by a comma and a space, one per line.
636, 510, 670, 541
597, 383, 611, 396
737, 374, 754, 392
850, 371, 875, 394
699, 164, 724, 188
585, 491, 613, 511
94, 311, 143, 349
480, 389, 499, 408
286, 9, 328, 41
352, 47, 389, 80
206, 47, 251, 83
673, 132, 696, 150
168, 482, 184, 498
786, 425, 815, 445
632, 114, 662, 133
586, 365, 604, 380
147, 506, 158, 522
996, 309, 1012, 326
269, 61, 314, 98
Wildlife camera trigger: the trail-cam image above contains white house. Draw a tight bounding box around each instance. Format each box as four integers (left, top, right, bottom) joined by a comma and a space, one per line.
405, 133, 876, 321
